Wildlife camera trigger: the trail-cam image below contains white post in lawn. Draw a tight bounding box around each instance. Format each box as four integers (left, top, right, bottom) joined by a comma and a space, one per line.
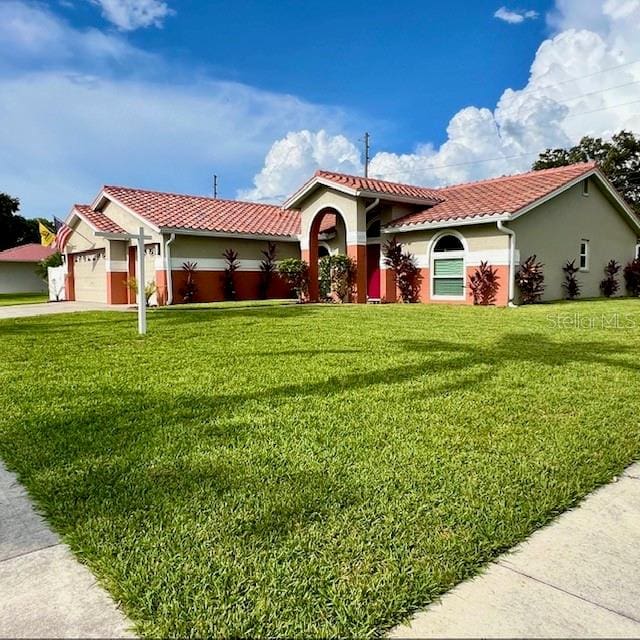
136, 227, 147, 335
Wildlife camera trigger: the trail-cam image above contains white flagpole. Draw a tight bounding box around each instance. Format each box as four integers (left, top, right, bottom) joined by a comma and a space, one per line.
136, 227, 147, 335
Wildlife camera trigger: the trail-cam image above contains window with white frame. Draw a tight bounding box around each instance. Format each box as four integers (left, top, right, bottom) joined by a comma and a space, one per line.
579, 239, 589, 271
432, 234, 465, 298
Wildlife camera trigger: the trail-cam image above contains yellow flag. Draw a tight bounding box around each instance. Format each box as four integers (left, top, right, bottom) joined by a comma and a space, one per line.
39, 222, 55, 247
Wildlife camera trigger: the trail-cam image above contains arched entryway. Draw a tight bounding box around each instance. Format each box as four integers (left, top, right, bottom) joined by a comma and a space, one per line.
306, 207, 348, 301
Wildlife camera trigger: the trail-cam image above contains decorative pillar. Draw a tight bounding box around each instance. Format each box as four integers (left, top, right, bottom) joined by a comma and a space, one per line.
380, 267, 396, 303
347, 243, 367, 303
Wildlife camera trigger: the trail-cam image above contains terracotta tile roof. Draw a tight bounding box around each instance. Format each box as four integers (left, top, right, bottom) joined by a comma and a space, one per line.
102, 186, 301, 237
0, 243, 56, 262
387, 162, 597, 228
74, 204, 127, 234
315, 170, 442, 202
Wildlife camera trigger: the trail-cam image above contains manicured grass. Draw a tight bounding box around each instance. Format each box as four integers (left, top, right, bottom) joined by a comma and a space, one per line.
0, 292, 48, 306
1, 300, 639, 637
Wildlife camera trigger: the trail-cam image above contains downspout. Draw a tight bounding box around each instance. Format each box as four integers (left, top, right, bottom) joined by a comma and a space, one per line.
496, 220, 517, 307
365, 197, 380, 215
164, 233, 176, 305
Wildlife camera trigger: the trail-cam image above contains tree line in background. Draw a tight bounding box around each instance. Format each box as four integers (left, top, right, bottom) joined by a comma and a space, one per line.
533, 130, 640, 214
0, 193, 53, 251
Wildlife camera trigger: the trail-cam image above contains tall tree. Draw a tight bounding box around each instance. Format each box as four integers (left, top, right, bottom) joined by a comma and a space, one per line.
0, 193, 43, 250
533, 130, 640, 214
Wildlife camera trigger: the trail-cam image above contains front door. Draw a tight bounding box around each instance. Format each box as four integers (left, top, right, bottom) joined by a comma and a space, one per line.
367, 244, 381, 300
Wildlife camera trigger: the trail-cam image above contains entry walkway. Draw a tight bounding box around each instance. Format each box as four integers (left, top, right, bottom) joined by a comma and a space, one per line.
0, 462, 134, 638
0, 301, 129, 319
390, 462, 640, 638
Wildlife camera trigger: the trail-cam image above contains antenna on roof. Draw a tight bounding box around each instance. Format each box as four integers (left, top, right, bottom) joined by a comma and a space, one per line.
213, 174, 218, 199
363, 132, 371, 178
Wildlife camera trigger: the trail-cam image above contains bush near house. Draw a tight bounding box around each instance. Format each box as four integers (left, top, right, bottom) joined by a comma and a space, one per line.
624, 258, 640, 296
34, 251, 63, 281
515, 255, 545, 304
562, 260, 581, 300
319, 254, 356, 303
124, 277, 157, 306
222, 249, 240, 301
179, 261, 198, 303
600, 260, 621, 298
382, 238, 421, 303
277, 258, 309, 302
468, 261, 500, 305
258, 242, 277, 300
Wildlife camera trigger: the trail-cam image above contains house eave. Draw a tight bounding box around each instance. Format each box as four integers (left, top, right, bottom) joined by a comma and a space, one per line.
158, 227, 300, 242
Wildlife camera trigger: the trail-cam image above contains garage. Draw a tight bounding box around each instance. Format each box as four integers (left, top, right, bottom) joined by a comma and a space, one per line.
73, 250, 107, 302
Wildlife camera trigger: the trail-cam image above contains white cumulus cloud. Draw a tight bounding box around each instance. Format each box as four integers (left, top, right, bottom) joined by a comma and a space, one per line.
238, 131, 362, 203
90, 0, 173, 31
494, 7, 539, 24
243, 0, 640, 200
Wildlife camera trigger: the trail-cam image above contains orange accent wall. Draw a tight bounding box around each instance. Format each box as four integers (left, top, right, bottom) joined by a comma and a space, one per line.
347, 244, 367, 303
380, 268, 396, 303
169, 270, 294, 304
155, 270, 167, 306
127, 246, 136, 304
65, 255, 75, 301
415, 265, 510, 306
107, 272, 128, 304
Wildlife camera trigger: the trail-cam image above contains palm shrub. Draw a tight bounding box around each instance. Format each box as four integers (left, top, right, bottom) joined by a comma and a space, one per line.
258, 242, 277, 299
515, 255, 545, 304
600, 260, 621, 297
562, 259, 581, 300
624, 258, 640, 296
222, 249, 239, 301
179, 261, 198, 303
468, 261, 500, 305
382, 237, 421, 303
125, 277, 158, 306
277, 258, 309, 302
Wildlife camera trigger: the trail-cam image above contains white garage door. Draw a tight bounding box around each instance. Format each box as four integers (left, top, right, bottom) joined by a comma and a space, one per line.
74, 250, 107, 303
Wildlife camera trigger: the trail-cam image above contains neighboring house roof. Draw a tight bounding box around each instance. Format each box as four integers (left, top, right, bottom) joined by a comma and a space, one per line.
100, 186, 301, 238
284, 169, 443, 208
386, 163, 599, 228
0, 243, 55, 262
73, 204, 127, 234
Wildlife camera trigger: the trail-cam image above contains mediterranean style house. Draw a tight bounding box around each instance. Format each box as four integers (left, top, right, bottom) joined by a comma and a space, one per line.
59, 162, 640, 306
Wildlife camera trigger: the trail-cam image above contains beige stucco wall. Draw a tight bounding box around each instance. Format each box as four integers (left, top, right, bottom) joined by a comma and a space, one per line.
512, 178, 639, 301
0, 262, 47, 293
170, 235, 299, 267
390, 223, 510, 266
99, 201, 162, 242
66, 218, 107, 254
298, 188, 366, 245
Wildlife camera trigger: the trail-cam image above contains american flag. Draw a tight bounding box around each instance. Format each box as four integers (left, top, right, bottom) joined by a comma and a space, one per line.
53, 217, 72, 252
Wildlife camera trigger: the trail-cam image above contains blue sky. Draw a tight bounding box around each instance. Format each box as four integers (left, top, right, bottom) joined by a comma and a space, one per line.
1, 0, 639, 217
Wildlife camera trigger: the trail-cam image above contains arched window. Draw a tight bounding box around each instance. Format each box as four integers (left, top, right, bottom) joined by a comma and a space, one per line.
432, 233, 465, 299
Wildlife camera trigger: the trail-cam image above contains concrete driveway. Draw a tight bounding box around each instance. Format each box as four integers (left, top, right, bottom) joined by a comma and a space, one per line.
0, 302, 130, 319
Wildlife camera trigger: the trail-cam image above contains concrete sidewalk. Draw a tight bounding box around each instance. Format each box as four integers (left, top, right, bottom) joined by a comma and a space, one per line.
0, 301, 130, 319
390, 462, 640, 638
0, 462, 134, 638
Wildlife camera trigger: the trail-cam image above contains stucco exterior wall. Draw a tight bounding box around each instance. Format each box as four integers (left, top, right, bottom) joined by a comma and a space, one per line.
66, 218, 107, 254
99, 201, 162, 242
298, 188, 365, 246
512, 178, 639, 301
0, 262, 46, 294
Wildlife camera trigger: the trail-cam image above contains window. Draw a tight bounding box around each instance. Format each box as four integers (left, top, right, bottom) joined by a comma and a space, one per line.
582, 179, 590, 197
432, 234, 465, 298
579, 239, 589, 271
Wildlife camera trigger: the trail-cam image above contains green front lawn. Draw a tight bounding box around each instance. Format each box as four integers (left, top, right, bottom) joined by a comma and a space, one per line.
1, 301, 639, 637
0, 292, 48, 306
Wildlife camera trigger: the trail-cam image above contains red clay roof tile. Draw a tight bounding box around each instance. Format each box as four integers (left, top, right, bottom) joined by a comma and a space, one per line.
102, 186, 301, 237
74, 204, 127, 234
387, 162, 598, 227
0, 243, 56, 262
